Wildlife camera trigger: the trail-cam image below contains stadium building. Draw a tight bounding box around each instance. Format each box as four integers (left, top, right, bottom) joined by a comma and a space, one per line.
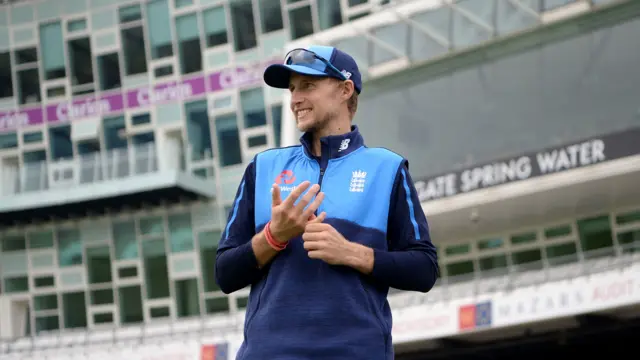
0, 0, 639, 359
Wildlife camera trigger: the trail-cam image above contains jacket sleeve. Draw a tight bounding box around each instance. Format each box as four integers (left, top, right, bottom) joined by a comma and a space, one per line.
370, 160, 439, 292
215, 159, 263, 294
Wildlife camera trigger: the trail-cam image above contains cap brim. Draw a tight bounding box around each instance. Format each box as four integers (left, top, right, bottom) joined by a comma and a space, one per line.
263, 64, 329, 89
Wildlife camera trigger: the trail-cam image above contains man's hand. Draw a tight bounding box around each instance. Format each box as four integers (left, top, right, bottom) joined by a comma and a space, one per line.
270, 181, 326, 244
302, 222, 375, 274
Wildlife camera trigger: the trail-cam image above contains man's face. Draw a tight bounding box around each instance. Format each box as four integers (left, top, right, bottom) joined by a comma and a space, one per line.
288, 74, 341, 133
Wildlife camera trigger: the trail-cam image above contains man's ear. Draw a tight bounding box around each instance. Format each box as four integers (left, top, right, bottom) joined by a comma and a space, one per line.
342, 80, 355, 100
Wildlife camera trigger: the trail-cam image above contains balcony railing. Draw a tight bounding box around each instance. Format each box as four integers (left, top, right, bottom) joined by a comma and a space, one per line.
1, 143, 161, 196
0, 240, 637, 356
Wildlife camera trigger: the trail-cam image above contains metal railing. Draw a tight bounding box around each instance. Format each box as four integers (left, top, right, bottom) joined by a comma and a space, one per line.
0, 241, 637, 355
1, 143, 163, 196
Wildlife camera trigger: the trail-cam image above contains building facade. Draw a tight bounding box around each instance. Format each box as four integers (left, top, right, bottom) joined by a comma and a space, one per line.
0, 0, 637, 353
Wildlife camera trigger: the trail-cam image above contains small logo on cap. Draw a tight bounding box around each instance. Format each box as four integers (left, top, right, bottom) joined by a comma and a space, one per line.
341, 70, 352, 79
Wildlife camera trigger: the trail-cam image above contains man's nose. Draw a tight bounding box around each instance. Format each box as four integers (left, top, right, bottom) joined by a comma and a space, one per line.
290, 91, 303, 108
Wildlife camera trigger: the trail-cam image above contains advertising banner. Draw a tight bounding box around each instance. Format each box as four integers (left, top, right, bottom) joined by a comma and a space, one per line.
491, 264, 640, 328
414, 128, 640, 203
0, 58, 280, 133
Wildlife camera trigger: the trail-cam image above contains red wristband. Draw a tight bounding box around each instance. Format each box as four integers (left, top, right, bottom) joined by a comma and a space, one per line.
265, 222, 287, 251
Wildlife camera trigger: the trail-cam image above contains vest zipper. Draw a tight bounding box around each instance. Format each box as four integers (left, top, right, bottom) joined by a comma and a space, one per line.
318, 167, 326, 189
315, 166, 326, 216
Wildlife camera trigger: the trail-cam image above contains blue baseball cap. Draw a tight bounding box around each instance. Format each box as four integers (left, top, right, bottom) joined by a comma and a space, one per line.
263, 45, 362, 94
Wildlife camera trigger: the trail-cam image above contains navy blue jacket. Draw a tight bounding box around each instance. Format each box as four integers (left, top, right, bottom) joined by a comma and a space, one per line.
216, 126, 438, 360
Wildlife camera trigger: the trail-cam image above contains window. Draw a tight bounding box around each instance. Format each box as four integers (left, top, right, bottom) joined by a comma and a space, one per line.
215, 114, 242, 166
289, 5, 314, 40
240, 88, 267, 128
317, 0, 343, 31
175, 13, 202, 74
185, 100, 213, 161
14, 48, 40, 104
271, 105, 282, 147
146, 0, 174, 59
142, 239, 170, 300
203, 6, 228, 47
0, 52, 12, 98
68, 37, 94, 86
120, 5, 148, 75
39, 22, 66, 80
49, 126, 73, 161
259, 0, 283, 33
97, 53, 121, 91
102, 116, 127, 150
230, 0, 257, 51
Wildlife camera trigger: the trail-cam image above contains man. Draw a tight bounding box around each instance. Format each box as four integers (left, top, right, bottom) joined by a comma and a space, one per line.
216, 45, 438, 360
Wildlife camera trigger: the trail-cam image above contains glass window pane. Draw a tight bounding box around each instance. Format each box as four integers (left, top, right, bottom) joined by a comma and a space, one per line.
119, 5, 142, 23
546, 242, 578, 265
240, 88, 266, 128
271, 105, 282, 147
289, 6, 313, 40
216, 114, 242, 166
146, 0, 173, 59
93, 312, 114, 325
119, 285, 144, 324
15, 48, 38, 65
544, 225, 572, 239
34, 276, 54, 288
17, 69, 41, 105
578, 215, 614, 258
62, 292, 87, 329
39, 22, 66, 80
617, 231, 639, 253
142, 239, 170, 299
615, 209, 640, 225
35, 316, 59, 333
97, 53, 121, 91
478, 238, 503, 250
0, 52, 13, 98
87, 246, 113, 285
34, 294, 58, 311
510, 232, 537, 245
445, 243, 469, 256
446, 260, 474, 278
230, 0, 257, 51
511, 249, 542, 270
186, 100, 213, 161
91, 289, 114, 305
0, 133, 18, 150
121, 26, 148, 75
175, 13, 202, 74
1, 233, 25, 251
139, 216, 164, 236
199, 230, 220, 293
68, 37, 94, 86
3, 277, 29, 293
112, 220, 138, 260
203, 6, 228, 47
205, 297, 229, 314
259, 0, 283, 33
49, 125, 73, 160
248, 135, 267, 147
317, 0, 342, 30
57, 228, 82, 267
67, 19, 87, 32
175, 278, 200, 318
168, 213, 194, 253
478, 254, 508, 274
103, 115, 127, 150
28, 230, 54, 249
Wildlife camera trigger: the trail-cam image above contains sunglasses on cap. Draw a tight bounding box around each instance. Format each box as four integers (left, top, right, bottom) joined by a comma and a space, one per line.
284, 48, 348, 81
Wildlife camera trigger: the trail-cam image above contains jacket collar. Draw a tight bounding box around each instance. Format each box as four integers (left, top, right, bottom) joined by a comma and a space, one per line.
300, 125, 364, 161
